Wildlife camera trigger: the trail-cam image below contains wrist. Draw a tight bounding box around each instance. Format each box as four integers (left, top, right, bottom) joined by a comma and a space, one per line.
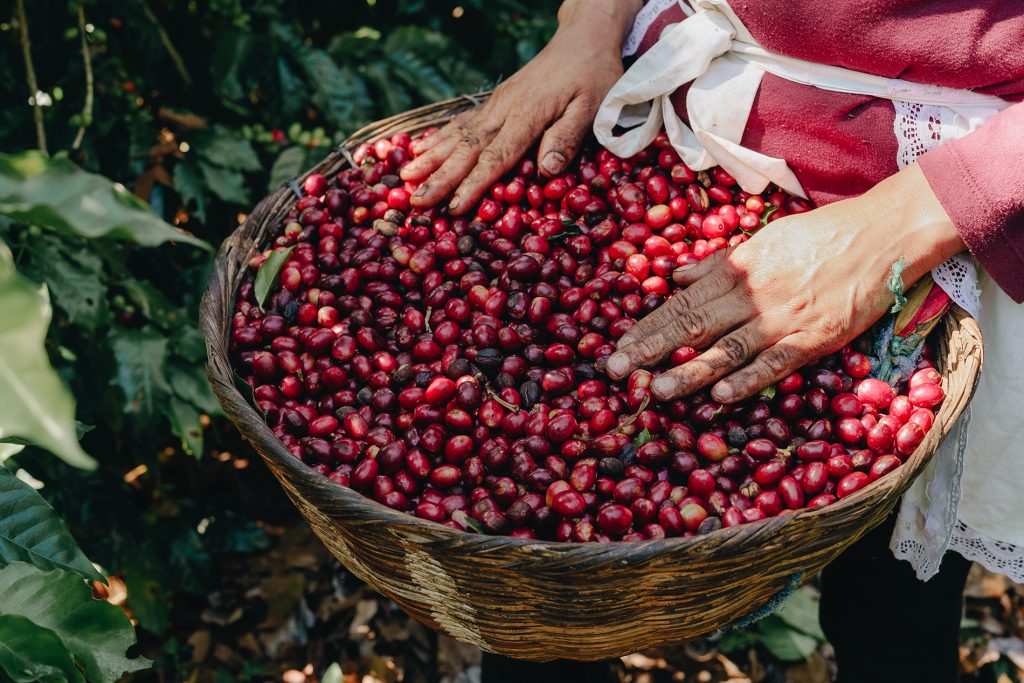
557, 0, 642, 47
858, 163, 966, 285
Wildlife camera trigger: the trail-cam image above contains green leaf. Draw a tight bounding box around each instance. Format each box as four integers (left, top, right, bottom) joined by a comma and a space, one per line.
199, 161, 249, 206
277, 24, 372, 133
172, 162, 209, 224
120, 553, 174, 636
170, 326, 209, 365
0, 562, 150, 682
759, 384, 777, 400
717, 627, 759, 655
0, 614, 84, 683
386, 50, 455, 103
267, 147, 308, 192
759, 205, 778, 228
0, 151, 209, 251
756, 615, 820, 662
775, 586, 825, 640
0, 240, 94, 470
110, 328, 171, 426
0, 466, 102, 581
20, 236, 108, 334
321, 663, 343, 683
120, 278, 177, 327
254, 246, 295, 310
193, 126, 261, 172
633, 428, 653, 447
211, 32, 257, 104
169, 366, 220, 416
364, 62, 413, 117
165, 398, 204, 458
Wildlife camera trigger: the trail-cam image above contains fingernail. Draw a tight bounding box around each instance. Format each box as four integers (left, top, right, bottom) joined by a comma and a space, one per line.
673, 265, 696, 281
606, 352, 630, 378
652, 375, 677, 398
713, 384, 734, 402
541, 151, 565, 175
448, 195, 461, 211
412, 184, 428, 198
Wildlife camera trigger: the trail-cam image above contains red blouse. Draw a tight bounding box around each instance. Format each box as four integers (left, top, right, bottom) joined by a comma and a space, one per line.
629, 1, 1024, 301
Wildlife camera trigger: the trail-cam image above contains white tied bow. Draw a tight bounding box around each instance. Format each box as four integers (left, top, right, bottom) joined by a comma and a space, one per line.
593, 0, 1008, 197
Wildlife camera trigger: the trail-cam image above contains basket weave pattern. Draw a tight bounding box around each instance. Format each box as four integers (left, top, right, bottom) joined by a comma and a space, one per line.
201, 95, 984, 661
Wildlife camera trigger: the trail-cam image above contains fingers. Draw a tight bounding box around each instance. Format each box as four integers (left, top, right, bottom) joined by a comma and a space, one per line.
616, 259, 737, 351
449, 120, 542, 214
650, 324, 765, 401
414, 114, 465, 154
537, 97, 592, 177
401, 115, 468, 182
406, 118, 501, 210
606, 290, 750, 381
709, 333, 817, 403
672, 247, 734, 287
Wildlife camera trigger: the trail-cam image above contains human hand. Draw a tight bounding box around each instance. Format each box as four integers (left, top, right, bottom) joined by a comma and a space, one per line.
605, 164, 966, 403
400, 0, 642, 215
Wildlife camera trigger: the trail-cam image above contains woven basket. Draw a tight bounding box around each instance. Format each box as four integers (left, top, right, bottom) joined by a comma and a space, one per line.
201, 94, 984, 661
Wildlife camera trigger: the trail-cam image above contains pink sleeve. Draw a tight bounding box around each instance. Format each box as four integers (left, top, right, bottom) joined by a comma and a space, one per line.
918, 103, 1024, 303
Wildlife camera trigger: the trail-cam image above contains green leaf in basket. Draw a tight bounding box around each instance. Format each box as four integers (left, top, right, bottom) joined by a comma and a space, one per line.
0, 465, 103, 581
759, 384, 777, 400
633, 428, 653, 448
254, 246, 295, 311
451, 510, 483, 534
759, 204, 778, 228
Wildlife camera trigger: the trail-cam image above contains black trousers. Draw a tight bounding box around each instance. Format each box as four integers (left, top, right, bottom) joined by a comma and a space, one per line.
481, 513, 972, 683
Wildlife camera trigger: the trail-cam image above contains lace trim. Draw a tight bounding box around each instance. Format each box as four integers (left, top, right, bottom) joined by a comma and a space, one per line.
893, 101, 943, 171
622, 0, 680, 57
948, 522, 1024, 583
932, 253, 982, 318
891, 405, 971, 580
889, 100, 1018, 579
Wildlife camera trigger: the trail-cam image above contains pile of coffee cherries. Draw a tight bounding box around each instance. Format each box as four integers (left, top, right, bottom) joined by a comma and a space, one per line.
230, 129, 946, 542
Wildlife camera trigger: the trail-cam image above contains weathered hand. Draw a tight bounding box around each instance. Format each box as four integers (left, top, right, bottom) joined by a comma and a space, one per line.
605, 164, 966, 403
399, 0, 641, 215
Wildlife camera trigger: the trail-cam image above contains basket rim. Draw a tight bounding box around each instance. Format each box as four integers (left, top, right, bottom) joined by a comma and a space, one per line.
201, 94, 985, 559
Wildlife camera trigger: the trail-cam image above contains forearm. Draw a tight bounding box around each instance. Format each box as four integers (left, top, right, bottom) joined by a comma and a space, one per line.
557, 0, 643, 47
846, 163, 965, 289
918, 102, 1024, 303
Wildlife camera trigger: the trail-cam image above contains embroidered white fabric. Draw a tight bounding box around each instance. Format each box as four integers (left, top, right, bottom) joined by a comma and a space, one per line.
888, 100, 1024, 581
622, 0, 680, 57
947, 520, 1024, 579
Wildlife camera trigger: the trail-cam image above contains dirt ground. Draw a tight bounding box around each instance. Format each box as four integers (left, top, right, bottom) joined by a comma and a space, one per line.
118, 516, 1024, 683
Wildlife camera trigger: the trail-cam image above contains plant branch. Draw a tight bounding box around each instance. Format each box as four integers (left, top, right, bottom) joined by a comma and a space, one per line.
14, 0, 47, 154
139, 0, 192, 86
71, 4, 94, 151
